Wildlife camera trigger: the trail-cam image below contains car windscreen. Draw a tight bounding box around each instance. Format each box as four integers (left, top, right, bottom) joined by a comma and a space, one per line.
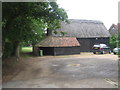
102, 46, 110, 49
93, 47, 100, 49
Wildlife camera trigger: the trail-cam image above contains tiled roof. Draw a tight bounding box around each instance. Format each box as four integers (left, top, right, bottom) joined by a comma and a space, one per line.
52, 19, 110, 38
35, 36, 80, 47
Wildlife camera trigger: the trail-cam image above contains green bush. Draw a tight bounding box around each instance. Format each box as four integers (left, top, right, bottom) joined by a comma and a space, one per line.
110, 35, 118, 50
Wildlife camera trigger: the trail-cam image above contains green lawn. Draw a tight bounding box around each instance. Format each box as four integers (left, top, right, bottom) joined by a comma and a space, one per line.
21, 47, 33, 53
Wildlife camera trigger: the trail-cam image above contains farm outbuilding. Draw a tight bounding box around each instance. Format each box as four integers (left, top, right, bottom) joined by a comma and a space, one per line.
52, 19, 111, 52
34, 36, 80, 56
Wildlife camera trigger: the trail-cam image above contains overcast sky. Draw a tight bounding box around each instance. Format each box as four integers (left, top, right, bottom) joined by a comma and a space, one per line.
57, 0, 119, 29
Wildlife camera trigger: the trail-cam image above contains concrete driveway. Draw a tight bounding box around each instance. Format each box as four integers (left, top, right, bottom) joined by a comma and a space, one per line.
3, 53, 118, 88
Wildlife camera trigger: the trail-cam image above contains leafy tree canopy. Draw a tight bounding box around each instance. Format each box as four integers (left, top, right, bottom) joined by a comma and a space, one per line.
110, 34, 118, 49
2, 2, 68, 58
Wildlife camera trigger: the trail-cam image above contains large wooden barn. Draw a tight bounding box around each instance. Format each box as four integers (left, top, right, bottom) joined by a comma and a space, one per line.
52, 19, 111, 52
34, 36, 80, 56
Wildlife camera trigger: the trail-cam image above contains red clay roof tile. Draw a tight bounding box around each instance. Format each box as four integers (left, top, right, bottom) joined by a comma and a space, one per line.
36, 36, 80, 47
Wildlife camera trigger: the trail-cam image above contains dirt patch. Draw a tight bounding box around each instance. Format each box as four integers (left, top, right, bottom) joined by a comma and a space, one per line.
2, 57, 28, 83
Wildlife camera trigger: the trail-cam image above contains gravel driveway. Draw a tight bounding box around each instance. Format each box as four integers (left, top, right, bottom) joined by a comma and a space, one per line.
3, 53, 118, 88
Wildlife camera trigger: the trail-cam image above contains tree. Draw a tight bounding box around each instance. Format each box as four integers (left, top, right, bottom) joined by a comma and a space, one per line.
110, 35, 118, 50
2, 2, 68, 59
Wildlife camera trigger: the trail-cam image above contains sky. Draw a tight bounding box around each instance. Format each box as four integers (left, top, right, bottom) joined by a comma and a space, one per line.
57, 0, 119, 29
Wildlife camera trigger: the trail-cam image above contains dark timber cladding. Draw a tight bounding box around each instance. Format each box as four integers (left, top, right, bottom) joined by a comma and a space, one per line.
53, 19, 111, 52
77, 38, 109, 52
35, 36, 80, 55
39, 47, 80, 55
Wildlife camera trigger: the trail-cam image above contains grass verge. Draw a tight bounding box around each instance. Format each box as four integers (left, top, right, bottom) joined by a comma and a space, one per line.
21, 47, 33, 53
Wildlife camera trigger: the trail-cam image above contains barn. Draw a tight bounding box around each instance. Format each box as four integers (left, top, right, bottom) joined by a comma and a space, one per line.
34, 36, 80, 56
52, 19, 111, 52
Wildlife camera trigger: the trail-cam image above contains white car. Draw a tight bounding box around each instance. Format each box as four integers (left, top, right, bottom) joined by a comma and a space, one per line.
92, 43, 111, 54
113, 48, 120, 55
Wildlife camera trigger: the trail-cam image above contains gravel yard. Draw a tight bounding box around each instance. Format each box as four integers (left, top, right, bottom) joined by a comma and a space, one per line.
3, 53, 118, 88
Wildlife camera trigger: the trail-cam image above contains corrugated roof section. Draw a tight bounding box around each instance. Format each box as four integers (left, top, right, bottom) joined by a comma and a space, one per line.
52, 19, 111, 38
35, 36, 80, 47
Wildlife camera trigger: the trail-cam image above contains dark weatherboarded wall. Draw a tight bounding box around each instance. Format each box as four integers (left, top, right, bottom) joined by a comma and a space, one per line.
39, 47, 54, 55
39, 46, 80, 56
77, 37, 110, 52
54, 46, 80, 55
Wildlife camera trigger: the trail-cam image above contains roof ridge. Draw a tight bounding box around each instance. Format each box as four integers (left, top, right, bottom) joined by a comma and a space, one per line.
53, 19, 110, 38
69, 19, 103, 24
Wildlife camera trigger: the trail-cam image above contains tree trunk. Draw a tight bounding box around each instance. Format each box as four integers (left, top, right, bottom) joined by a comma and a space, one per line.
46, 28, 52, 36
2, 16, 19, 59
12, 41, 20, 60
33, 45, 35, 53
2, 40, 5, 58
